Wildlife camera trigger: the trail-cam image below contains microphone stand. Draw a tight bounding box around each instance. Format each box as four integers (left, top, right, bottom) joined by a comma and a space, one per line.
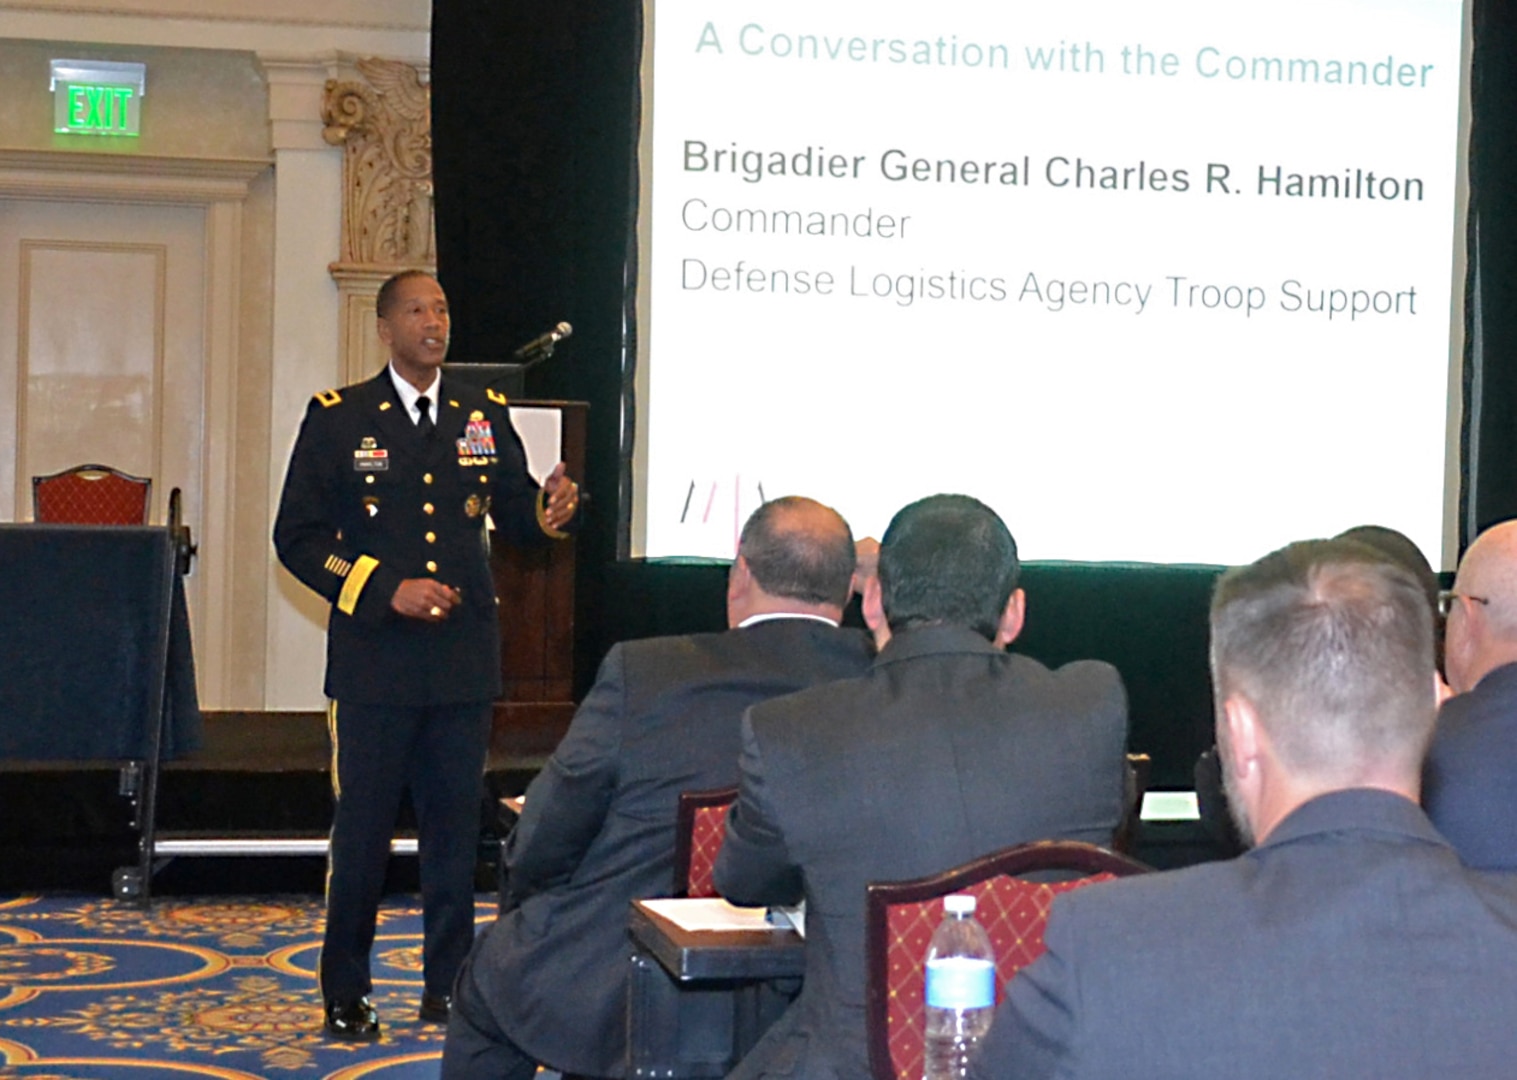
512, 339, 560, 370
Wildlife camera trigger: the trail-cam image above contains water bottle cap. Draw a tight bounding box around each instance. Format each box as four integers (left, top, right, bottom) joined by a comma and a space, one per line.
943, 893, 976, 915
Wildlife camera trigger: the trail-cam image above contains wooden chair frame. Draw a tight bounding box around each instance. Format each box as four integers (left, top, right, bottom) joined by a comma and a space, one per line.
865, 840, 1150, 1080
1114, 751, 1153, 854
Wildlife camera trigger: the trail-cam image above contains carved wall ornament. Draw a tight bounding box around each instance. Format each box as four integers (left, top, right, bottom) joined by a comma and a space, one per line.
322, 58, 435, 267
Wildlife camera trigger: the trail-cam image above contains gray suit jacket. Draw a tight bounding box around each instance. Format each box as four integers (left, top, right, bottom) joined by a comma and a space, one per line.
971, 788, 1517, 1080
715, 624, 1128, 1080
1423, 661, 1517, 870
468, 618, 871, 1077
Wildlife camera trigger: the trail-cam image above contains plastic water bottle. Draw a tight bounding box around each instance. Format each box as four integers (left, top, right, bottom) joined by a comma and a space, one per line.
923, 893, 996, 1080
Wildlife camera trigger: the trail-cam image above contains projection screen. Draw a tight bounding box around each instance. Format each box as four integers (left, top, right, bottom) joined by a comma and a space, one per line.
631, 0, 1468, 566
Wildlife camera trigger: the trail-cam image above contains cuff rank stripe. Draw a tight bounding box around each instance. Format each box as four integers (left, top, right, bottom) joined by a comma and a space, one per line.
337, 555, 380, 615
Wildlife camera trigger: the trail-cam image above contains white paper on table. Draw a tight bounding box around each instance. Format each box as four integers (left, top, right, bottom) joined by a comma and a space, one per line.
641, 897, 776, 932
768, 901, 806, 938
1141, 791, 1201, 821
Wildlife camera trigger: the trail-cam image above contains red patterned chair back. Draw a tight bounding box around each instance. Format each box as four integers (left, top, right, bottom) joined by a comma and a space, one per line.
33, 463, 152, 525
865, 841, 1151, 1080
672, 786, 738, 898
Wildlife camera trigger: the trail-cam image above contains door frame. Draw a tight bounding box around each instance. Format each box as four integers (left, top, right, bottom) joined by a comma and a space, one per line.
0, 148, 268, 708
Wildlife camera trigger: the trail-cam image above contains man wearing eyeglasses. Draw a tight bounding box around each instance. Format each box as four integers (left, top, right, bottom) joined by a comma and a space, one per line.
1423, 519, 1517, 871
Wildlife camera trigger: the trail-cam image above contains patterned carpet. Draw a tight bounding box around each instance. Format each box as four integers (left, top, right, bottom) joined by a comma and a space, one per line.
0, 893, 490, 1078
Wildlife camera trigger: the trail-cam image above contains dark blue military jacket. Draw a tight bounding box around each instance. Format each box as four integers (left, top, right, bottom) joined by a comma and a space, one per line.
274, 370, 568, 705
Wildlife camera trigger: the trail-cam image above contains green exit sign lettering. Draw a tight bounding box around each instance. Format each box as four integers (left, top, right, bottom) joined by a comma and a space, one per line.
50, 60, 146, 137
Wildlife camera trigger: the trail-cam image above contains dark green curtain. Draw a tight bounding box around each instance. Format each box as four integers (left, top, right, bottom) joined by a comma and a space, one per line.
1467, 0, 1517, 535
432, 0, 643, 684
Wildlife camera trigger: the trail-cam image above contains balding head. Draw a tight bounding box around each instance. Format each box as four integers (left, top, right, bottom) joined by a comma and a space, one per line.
726, 497, 857, 626
1446, 520, 1517, 693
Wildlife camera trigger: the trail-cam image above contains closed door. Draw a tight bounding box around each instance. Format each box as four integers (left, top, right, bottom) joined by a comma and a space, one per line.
0, 198, 206, 524
0, 196, 207, 627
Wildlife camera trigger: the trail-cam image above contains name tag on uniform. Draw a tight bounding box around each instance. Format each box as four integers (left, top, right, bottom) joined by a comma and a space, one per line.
354, 449, 389, 471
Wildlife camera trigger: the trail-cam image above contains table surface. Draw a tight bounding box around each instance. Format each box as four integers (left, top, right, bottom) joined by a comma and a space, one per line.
630, 899, 806, 982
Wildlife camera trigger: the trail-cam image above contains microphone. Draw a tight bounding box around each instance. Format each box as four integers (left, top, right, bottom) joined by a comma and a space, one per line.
513, 321, 573, 360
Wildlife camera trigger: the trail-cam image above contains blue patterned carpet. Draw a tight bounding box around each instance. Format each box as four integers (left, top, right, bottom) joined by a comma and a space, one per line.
0, 893, 490, 1078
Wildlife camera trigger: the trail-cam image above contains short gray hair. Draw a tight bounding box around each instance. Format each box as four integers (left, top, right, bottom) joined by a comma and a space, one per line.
1210, 539, 1436, 778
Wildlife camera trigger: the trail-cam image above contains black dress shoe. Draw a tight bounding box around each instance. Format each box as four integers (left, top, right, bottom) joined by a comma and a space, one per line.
418, 991, 451, 1023
324, 996, 380, 1041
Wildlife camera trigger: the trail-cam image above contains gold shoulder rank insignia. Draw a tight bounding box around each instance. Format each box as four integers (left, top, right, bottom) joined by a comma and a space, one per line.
315, 388, 342, 408
486, 388, 509, 407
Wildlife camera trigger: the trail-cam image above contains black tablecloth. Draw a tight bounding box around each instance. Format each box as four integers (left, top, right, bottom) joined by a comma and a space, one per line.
0, 525, 201, 760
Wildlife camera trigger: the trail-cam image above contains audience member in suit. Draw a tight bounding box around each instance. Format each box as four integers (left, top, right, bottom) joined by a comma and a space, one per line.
972, 538, 1517, 1080
439, 496, 874, 1080
1424, 518, 1517, 870
1195, 523, 1442, 859
715, 494, 1129, 1080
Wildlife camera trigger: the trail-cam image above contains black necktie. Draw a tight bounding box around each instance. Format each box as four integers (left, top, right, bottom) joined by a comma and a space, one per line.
416, 395, 435, 440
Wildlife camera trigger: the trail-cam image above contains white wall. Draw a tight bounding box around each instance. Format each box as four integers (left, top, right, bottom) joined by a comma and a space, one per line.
0, 0, 431, 709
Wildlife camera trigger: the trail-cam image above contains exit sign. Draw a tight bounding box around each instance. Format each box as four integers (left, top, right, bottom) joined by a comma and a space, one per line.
50, 60, 146, 137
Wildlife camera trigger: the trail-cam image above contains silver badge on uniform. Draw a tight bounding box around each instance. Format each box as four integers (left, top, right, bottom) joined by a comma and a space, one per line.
355, 436, 389, 471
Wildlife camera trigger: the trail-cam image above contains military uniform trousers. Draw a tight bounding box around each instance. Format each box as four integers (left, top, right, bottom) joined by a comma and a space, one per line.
321, 698, 493, 1002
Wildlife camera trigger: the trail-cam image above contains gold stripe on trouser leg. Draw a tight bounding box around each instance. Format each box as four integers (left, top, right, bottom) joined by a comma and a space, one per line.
326, 700, 342, 800
324, 700, 340, 907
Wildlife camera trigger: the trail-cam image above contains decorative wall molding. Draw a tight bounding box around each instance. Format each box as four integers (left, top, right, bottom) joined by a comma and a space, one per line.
321, 57, 434, 385
322, 58, 435, 269
0, 150, 268, 204
0, 0, 428, 33
331, 264, 395, 386
260, 54, 346, 153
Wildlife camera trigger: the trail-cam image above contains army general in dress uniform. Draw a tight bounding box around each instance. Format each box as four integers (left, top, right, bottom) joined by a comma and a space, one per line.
274, 270, 579, 1041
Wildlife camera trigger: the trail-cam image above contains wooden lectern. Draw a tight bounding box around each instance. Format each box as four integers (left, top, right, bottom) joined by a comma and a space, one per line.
488, 399, 586, 766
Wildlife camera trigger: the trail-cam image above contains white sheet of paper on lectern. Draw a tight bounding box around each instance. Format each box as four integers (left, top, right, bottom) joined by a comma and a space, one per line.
508, 406, 563, 484
485, 406, 564, 533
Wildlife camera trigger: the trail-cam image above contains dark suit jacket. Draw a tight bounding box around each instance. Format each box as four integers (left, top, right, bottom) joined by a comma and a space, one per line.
972, 789, 1517, 1080
274, 370, 565, 704
1423, 661, 1517, 870
715, 624, 1129, 1080
468, 618, 872, 1077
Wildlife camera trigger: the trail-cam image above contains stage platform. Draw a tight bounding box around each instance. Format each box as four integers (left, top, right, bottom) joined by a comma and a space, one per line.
0, 711, 542, 894
0, 710, 1229, 895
